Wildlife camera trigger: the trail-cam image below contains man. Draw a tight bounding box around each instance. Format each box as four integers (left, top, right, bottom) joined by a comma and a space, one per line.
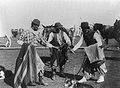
72, 22, 107, 83
68, 26, 75, 47
14, 19, 48, 88
0, 34, 11, 47
46, 22, 71, 80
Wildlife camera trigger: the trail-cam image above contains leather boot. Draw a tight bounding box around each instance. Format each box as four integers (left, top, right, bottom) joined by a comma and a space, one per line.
38, 76, 48, 86
36, 71, 48, 86
60, 66, 65, 76
51, 68, 56, 80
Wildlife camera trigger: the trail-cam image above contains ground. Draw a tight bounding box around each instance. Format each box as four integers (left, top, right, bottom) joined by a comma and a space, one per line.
0, 36, 120, 88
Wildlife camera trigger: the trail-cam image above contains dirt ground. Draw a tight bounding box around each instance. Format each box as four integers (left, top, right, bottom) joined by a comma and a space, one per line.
0, 37, 120, 88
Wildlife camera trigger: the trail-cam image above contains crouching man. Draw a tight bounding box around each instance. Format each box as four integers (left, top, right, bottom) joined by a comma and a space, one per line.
46, 22, 71, 80
71, 22, 107, 83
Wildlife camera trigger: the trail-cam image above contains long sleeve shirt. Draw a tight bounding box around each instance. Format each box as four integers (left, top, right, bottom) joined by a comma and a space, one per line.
73, 31, 103, 51
17, 26, 45, 46
47, 31, 71, 48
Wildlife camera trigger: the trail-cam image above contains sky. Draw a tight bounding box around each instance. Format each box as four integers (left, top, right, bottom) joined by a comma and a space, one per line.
0, 0, 120, 36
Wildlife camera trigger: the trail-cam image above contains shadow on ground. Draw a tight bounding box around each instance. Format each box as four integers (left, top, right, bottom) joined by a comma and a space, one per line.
40, 57, 51, 63
4, 70, 14, 87
44, 70, 94, 88
106, 57, 120, 61
74, 83, 94, 88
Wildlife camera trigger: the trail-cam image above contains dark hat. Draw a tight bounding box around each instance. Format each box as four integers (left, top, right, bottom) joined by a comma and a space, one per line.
32, 19, 40, 26
93, 23, 103, 31
81, 22, 89, 30
54, 22, 63, 27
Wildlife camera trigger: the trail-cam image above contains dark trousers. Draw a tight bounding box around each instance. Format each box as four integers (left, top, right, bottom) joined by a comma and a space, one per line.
82, 54, 105, 75
50, 44, 68, 73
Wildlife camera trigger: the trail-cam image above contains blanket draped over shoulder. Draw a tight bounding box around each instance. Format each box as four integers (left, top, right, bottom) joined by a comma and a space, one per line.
14, 43, 45, 88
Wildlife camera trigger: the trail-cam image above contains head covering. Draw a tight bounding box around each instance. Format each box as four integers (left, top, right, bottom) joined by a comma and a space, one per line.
93, 23, 103, 31
81, 22, 89, 30
32, 19, 40, 26
54, 22, 63, 28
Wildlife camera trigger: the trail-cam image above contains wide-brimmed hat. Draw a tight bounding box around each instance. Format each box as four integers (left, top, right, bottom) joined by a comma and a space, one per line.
32, 19, 40, 26
54, 22, 63, 28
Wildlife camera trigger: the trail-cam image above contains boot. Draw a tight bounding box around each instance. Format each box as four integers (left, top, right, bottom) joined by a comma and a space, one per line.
38, 76, 48, 86
21, 83, 28, 88
51, 68, 56, 80
36, 71, 48, 86
97, 75, 104, 83
77, 76, 87, 83
60, 66, 65, 76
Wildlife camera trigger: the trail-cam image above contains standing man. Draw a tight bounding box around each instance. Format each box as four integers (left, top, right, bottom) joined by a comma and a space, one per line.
14, 19, 48, 88
72, 22, 107, 83
68, 26, 75, 47
46, 22, 71, 80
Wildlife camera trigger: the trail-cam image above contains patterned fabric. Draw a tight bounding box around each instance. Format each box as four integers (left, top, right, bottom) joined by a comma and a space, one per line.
19, 30, 38, 44
14, 43, 45, 88
18, 27, 45, 45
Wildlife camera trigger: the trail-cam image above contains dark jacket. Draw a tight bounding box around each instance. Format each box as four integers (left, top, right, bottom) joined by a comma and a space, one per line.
83, 29, 97, 46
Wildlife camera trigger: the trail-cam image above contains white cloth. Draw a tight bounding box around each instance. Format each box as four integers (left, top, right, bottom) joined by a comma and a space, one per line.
47, 31, 71, 47
84, 43, 105, 63
73, 34, 83, 51
73, 30, 107, 74
0, 71, 5, 79
73, 31, 103, 51
94, 30, 103, 47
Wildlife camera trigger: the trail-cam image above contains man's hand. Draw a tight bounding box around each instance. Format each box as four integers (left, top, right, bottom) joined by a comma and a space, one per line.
17, 40, 24, 45
38, 40, 46, 46
99, 45, 103, 49
99, 44, 106, 49
46, 43, 59, 49
70, 49, 75, 54
53, 46, 59, 50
